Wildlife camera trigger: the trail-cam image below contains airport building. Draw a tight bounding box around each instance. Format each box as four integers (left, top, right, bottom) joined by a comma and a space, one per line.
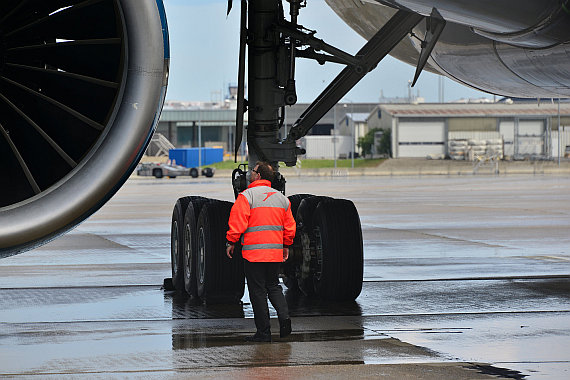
156, 101, 378, 159
157, 104, 237, 152
367, 102, 570, 159
156, 99, 570, 161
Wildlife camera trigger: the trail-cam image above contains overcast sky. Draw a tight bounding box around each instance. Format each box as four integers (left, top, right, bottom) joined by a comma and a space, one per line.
162, 0, 491, 103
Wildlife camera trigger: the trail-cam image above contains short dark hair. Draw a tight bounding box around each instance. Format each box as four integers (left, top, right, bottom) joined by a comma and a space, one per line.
255, 161, 275, 182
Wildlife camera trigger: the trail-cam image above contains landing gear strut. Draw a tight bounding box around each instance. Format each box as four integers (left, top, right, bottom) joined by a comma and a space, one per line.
168, 0, 425, 302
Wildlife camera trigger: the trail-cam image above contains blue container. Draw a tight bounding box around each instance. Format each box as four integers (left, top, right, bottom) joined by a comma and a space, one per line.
169, 148, 223, 168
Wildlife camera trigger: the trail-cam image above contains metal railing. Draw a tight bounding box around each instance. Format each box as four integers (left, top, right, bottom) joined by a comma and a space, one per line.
145, 133, 175, 157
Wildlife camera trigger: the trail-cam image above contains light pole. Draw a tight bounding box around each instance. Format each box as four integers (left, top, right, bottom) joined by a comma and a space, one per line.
350, 100, 355, 169
342, 100, 355, 168
333, 104, 337, 168
438, 75, 444, 103
558, 98, 561, 166
198, 109, 202, 170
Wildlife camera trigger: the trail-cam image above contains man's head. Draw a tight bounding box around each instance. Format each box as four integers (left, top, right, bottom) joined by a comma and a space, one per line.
251, 161, 274, 182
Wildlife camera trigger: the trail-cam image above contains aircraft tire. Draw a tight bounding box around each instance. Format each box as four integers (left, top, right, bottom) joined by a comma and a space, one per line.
182, 197, 211, 298
295, 196, 332, 295
313, 198, 363, 301
171, 196, 195, 291
190, 168, 199, 178
283, 194, 314, 290
196, 201, 245, 303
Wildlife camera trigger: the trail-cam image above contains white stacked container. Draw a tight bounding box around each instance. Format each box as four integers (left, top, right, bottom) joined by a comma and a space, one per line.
449, 140, 467, 160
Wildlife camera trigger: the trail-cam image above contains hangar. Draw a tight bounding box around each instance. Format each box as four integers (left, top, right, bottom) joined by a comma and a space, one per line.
155, 100, 377, 158
157, 105, 237, 152
156, 99, 570, 161
366, 103, 570, 159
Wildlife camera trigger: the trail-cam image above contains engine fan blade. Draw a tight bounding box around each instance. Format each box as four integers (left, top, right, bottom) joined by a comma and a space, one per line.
0, 0, 169, 256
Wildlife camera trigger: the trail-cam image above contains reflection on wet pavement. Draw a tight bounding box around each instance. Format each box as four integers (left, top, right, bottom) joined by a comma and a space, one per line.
1, 176, 569, 378
168, 292, 245, 319
1, 278, 568, 324
171, 329, 366, 350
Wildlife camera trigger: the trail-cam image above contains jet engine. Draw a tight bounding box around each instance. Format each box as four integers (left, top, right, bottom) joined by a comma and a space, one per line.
0, 0, 169, 257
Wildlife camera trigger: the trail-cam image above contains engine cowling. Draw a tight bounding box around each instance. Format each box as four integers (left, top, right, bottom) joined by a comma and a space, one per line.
0, 0, 169, 257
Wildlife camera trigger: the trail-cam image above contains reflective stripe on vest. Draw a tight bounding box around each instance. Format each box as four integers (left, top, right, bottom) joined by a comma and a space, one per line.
242, 243, 283, 251
245, 225, 284, 233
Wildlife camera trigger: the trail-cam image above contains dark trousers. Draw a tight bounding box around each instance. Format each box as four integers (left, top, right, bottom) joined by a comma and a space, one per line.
244, 260, 289, 335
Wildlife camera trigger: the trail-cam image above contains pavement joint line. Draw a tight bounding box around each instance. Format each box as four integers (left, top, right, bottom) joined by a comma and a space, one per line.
357, 310, 570, 318
1, 310, 569, 326
360, 324, 472, 338
1, 274, 568, 290
0, 361, 506, 377
363, 275, 570, 282
378, 228, 507, 248
493, 361, 570, 364
0, 284, 162, 290
370, 328, 473, 332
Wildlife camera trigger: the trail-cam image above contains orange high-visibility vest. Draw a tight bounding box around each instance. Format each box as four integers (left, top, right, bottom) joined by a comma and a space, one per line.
227, 180, 296, 262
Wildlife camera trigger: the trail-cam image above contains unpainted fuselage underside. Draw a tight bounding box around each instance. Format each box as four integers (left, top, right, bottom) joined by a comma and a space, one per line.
325, 0, 570, 98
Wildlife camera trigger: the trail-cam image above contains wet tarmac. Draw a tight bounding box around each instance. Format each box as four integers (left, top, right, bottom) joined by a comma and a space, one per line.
1, 175, 569, 378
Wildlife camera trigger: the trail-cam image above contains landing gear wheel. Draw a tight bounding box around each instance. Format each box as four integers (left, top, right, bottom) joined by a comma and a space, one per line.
283, 194, 314, 290
313, 198, 363, 301
295, 196, 332, 295
289, 194, 314, 219
196, 201, 245, 303
182, 197, 211, 298
171, 196, 195, 291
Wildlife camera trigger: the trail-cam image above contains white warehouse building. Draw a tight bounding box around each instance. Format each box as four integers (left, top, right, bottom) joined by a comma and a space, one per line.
367, 103, 570, 159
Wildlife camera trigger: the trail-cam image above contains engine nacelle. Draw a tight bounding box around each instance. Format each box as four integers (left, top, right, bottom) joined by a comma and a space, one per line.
0, 0, 169, 257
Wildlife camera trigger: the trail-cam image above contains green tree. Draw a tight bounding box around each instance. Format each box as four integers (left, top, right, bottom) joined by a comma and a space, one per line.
357, 128, 381, 158
378, 128, 392, 157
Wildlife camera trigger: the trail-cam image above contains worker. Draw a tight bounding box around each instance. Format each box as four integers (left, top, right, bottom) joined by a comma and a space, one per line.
226, 161, 296, 342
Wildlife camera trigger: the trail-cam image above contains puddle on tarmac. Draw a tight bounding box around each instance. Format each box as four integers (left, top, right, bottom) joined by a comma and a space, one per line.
171, 328, 367, 349
167, 292, 246, 319
166, 288, 364, 319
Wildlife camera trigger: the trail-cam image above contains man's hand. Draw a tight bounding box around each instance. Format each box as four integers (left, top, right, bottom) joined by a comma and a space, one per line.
283, 247, 289, 262
226, 243, 235, 259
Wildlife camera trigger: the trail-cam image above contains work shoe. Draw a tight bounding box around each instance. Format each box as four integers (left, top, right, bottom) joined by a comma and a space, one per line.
244, 332, 271, 343
279, 318, 292, 338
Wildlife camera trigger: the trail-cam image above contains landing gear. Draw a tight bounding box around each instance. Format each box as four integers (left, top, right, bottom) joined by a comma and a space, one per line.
282, 194, 314, 290
170, 196, 194, 291
312, 199, 363, 300
167, 0, 422, 303
170, 198, 244, 303
285, 195, 363, 301
295, 195, 331, 295
196, 201, 245, 303
182, 197, 211, 298
169, 192, 363, 302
